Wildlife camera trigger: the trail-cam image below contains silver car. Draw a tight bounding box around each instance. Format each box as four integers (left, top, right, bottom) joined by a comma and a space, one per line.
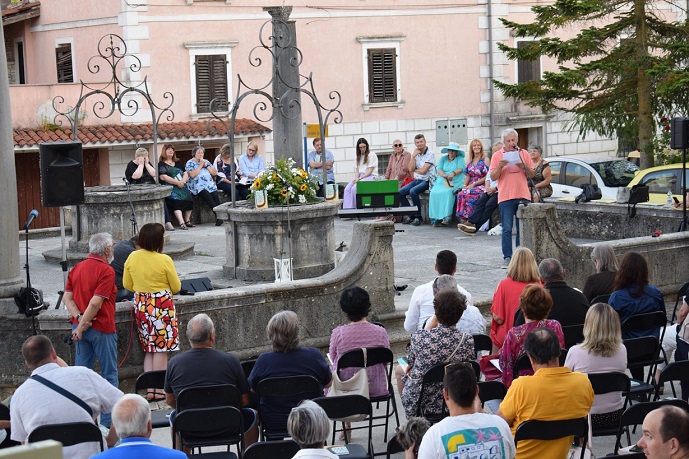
546, 156, 639, 200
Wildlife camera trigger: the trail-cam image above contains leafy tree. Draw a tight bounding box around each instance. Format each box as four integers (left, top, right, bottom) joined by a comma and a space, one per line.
495, 0, 689, 168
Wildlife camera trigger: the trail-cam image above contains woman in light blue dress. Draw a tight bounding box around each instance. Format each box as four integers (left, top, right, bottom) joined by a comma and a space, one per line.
428, 142, 465, 226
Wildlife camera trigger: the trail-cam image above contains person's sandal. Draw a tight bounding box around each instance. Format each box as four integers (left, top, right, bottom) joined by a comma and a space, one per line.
179, 223, 188, 230
185, 221, 196, 228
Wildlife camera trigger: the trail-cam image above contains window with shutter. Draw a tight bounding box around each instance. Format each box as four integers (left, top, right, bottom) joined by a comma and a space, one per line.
56, 44, 74, 83
367, 48, 397, 103
517, 41, 541, 84
195, 54, 228, 113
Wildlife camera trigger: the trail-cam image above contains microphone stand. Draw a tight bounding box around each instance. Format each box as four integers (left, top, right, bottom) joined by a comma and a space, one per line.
23, 220, 37, 335
123, 178, 138, 237
517, 147, 540, 203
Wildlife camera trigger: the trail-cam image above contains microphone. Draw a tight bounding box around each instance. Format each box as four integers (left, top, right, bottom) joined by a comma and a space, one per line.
23, 209, 38, 229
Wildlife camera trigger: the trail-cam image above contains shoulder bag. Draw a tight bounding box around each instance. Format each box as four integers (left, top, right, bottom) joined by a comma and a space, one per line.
327, 348, 369, 422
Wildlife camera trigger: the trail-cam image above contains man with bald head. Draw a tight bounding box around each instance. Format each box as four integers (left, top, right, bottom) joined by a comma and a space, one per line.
93, 394, 185, 458
637, 405, 689, 459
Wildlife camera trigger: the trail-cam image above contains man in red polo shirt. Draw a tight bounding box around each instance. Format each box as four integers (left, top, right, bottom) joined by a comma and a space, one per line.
63, 232, 119, 428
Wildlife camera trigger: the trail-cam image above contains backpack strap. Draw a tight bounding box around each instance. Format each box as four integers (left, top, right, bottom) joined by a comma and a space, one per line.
31, 375, 94, 417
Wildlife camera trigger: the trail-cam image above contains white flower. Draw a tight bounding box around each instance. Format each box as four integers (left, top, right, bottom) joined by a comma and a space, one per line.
288, 187, 293, 193
291, 168, 299, 175
298, 195, 306, 203
266, 184, 274, 190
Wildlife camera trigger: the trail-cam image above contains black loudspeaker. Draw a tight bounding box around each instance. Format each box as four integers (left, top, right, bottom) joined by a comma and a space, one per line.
39, 141, 85, 207
180, 277, 213, 293
670, 117, 689, 150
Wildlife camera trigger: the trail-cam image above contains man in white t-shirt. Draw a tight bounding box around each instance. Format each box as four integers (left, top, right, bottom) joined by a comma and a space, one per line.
404, 250, 485, 335
418, 362, 515, 459
400, 133, 436, 226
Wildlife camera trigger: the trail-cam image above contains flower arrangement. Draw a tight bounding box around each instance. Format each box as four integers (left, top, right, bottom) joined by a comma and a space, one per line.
250, 157, 319, 205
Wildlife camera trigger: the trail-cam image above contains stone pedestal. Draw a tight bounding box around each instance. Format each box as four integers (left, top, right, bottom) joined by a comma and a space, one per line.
69, 185, 171, 251
216, 200, 341, 281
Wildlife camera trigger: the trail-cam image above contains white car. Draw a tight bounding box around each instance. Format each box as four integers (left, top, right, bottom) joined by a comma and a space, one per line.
546, 156, 639, 200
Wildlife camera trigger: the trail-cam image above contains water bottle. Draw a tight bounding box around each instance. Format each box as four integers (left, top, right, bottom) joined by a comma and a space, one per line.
667, 189, 673, 207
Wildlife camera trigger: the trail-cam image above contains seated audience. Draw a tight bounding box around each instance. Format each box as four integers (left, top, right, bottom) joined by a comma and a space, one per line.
343, 138, 378, 209
287, 400, 336, 459
428, 142, 465, 226
455, 139, 489, 222
583, 244, 618, 302
381, 139, 413, 222
457, 141, 502, 235
497, 328, 594, 459
404, 250, 474, 334
490, 247, 540, 352
637, 405, 689, 459
125, 147, 156, 185
92, 394, 186, 458
237, 141, 265, 199
395, 417, 430, 459
159, 143, 194, 230
397, 289, 475, 418
248, 311, 332, 434
424, 275, 486, 335
329, 287, 391, 398
564, 303, 627, 430
400, 134, 435, 226
528, 145, 552, 202
513, 258, 588, 327
307, 137, 335, 198
164, 314, 258, 446
186, 145, 223, 226
10, 335, 122, 459
418, 362, 515, 459
500, 284, 564, 388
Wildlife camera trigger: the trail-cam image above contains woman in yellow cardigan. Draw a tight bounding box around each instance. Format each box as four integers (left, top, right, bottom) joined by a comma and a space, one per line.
123, 222, 181, 400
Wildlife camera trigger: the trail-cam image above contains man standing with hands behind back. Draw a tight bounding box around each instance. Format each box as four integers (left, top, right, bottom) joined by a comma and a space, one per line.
489, 129, 533, 269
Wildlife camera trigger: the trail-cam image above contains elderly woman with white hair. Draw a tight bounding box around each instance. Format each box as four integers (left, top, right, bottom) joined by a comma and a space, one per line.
248, 311, 332, 435
583, 244, 618, 303
125, 147, 156, 185
287, 400, 337, 459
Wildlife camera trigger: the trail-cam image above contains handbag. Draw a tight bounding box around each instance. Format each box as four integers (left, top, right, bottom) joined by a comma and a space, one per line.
627, 184, 650, 218
574, 184, 602, 203
327, 348, 369, 422
478, 354, 503, 381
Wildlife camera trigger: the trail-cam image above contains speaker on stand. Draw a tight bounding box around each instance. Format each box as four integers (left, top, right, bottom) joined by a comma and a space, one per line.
39, 141, 86, 308
670, 118, 688, 232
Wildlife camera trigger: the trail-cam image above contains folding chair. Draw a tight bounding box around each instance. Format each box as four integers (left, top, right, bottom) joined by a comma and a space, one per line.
28, 422, 104, 452
562, 324, 584, 349
654, 360, 689, 400
514, 417, 588, 459
314, 395, 373, 458
177, 384, 242, 412
336, 347, 400, 442
624, 336, 662, 401
416, 361, 479, 424
241, 359, 257, 380
257, 375, 323, 440
386, 436, 404, 459
512, 349, 568, 381
477, 380, 507, 407
134, 370, 172, 429
613, 399, 689, 454
591, 294, 611, 305
243, 439, 300, 459
669, 281, 689, 324
587, 372, 631, 437
173, 406, 243, 459
472, 334, 493, 359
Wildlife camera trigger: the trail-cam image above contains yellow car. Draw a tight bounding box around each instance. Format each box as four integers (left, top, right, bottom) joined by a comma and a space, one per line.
626, 163, 689, 204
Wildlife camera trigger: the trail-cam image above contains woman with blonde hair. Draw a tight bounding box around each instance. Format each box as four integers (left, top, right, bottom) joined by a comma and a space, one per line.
565, 303, 627, 429
489, 247, 540, 352
455, 139, 490, 221
583, 244, 618, 302
237, 141, 265, 199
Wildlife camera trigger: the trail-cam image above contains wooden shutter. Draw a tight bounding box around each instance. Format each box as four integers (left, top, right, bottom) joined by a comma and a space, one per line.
195, 54, 228, 113
56, 45, 73, 83
367, 48, 397, 103
517, 41, 540, 83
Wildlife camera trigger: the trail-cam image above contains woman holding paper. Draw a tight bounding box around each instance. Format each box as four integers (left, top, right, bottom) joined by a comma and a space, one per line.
237, 141, 265, 199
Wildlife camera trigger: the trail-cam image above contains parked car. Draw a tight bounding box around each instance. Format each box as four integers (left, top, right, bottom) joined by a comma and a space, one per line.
547, 156, 640, 200
626, 163, 689, 204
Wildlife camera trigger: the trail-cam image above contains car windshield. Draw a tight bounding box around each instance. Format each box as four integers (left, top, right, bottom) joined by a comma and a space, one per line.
589, 160, 639, 187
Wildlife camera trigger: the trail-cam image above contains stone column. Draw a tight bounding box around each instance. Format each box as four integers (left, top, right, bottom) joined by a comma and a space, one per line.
0, 25, 24, 304
264, 6, 304, 169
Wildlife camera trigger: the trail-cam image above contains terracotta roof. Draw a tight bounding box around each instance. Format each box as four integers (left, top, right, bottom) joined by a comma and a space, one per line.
2, 0, 40, 23
13, 119, 271, 149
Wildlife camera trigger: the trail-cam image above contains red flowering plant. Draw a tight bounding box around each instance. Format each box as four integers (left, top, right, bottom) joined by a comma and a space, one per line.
652, 117, 683, 165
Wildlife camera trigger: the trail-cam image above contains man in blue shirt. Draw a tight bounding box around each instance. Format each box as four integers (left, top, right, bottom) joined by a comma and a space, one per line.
307, 137, 335, 198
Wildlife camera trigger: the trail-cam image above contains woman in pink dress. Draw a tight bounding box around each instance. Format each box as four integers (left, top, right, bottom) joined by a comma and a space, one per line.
455, 139, 490, 221
489, 247, 540, 352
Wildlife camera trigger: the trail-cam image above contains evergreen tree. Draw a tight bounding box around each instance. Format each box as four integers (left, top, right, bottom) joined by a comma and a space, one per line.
495, 0, 689, 168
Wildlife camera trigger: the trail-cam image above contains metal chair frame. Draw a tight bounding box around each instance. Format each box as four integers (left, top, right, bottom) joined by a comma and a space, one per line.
256, 375, 323, 440
134, 370, 173, 429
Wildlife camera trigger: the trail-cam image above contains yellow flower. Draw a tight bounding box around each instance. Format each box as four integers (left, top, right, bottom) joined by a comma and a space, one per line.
253, 179, 261, 189
280, 189, 288, 197
300, 184, 307, 192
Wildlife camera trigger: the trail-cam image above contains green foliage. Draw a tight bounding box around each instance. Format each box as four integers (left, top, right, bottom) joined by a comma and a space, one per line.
495, 0, 689, 168
249, 158, 319, 206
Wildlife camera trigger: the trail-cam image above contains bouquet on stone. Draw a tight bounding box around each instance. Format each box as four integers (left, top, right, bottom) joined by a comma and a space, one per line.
250, 157, 319, 205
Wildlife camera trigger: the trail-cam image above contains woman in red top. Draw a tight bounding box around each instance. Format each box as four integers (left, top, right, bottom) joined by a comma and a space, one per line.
489, 247, 540, 352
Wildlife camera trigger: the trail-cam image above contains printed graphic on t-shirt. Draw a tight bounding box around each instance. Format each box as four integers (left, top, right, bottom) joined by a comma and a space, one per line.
441, 427, 508, 459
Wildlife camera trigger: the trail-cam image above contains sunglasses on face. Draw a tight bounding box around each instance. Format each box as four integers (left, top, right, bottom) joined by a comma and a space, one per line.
393, 144, 403, 147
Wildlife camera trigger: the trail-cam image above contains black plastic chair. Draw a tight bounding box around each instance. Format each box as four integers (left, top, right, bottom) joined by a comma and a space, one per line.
654, 360, 689, 400
243, 439, 300, 459
472, 334, 493, 359
336, 347, 400, 442
314, 395, 373, 458
562, 324, 585, 349
386, 436, 404, 459
587, 372, 631, 437
624, 336, 662, 400
28, 422, 104, 451
173, 406, 243, 459
177, 384, 242, 412
256, 375, 323, 440
416, 361, 479, 424
512, 349, 568, 381
590, 294, 611, 305
669, 281, 689, 323
514, 417, 588, 459
477, 380, 507, 406
613, 399, 689, 453
134, 370, 172, 429
241, 359, 257, 380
